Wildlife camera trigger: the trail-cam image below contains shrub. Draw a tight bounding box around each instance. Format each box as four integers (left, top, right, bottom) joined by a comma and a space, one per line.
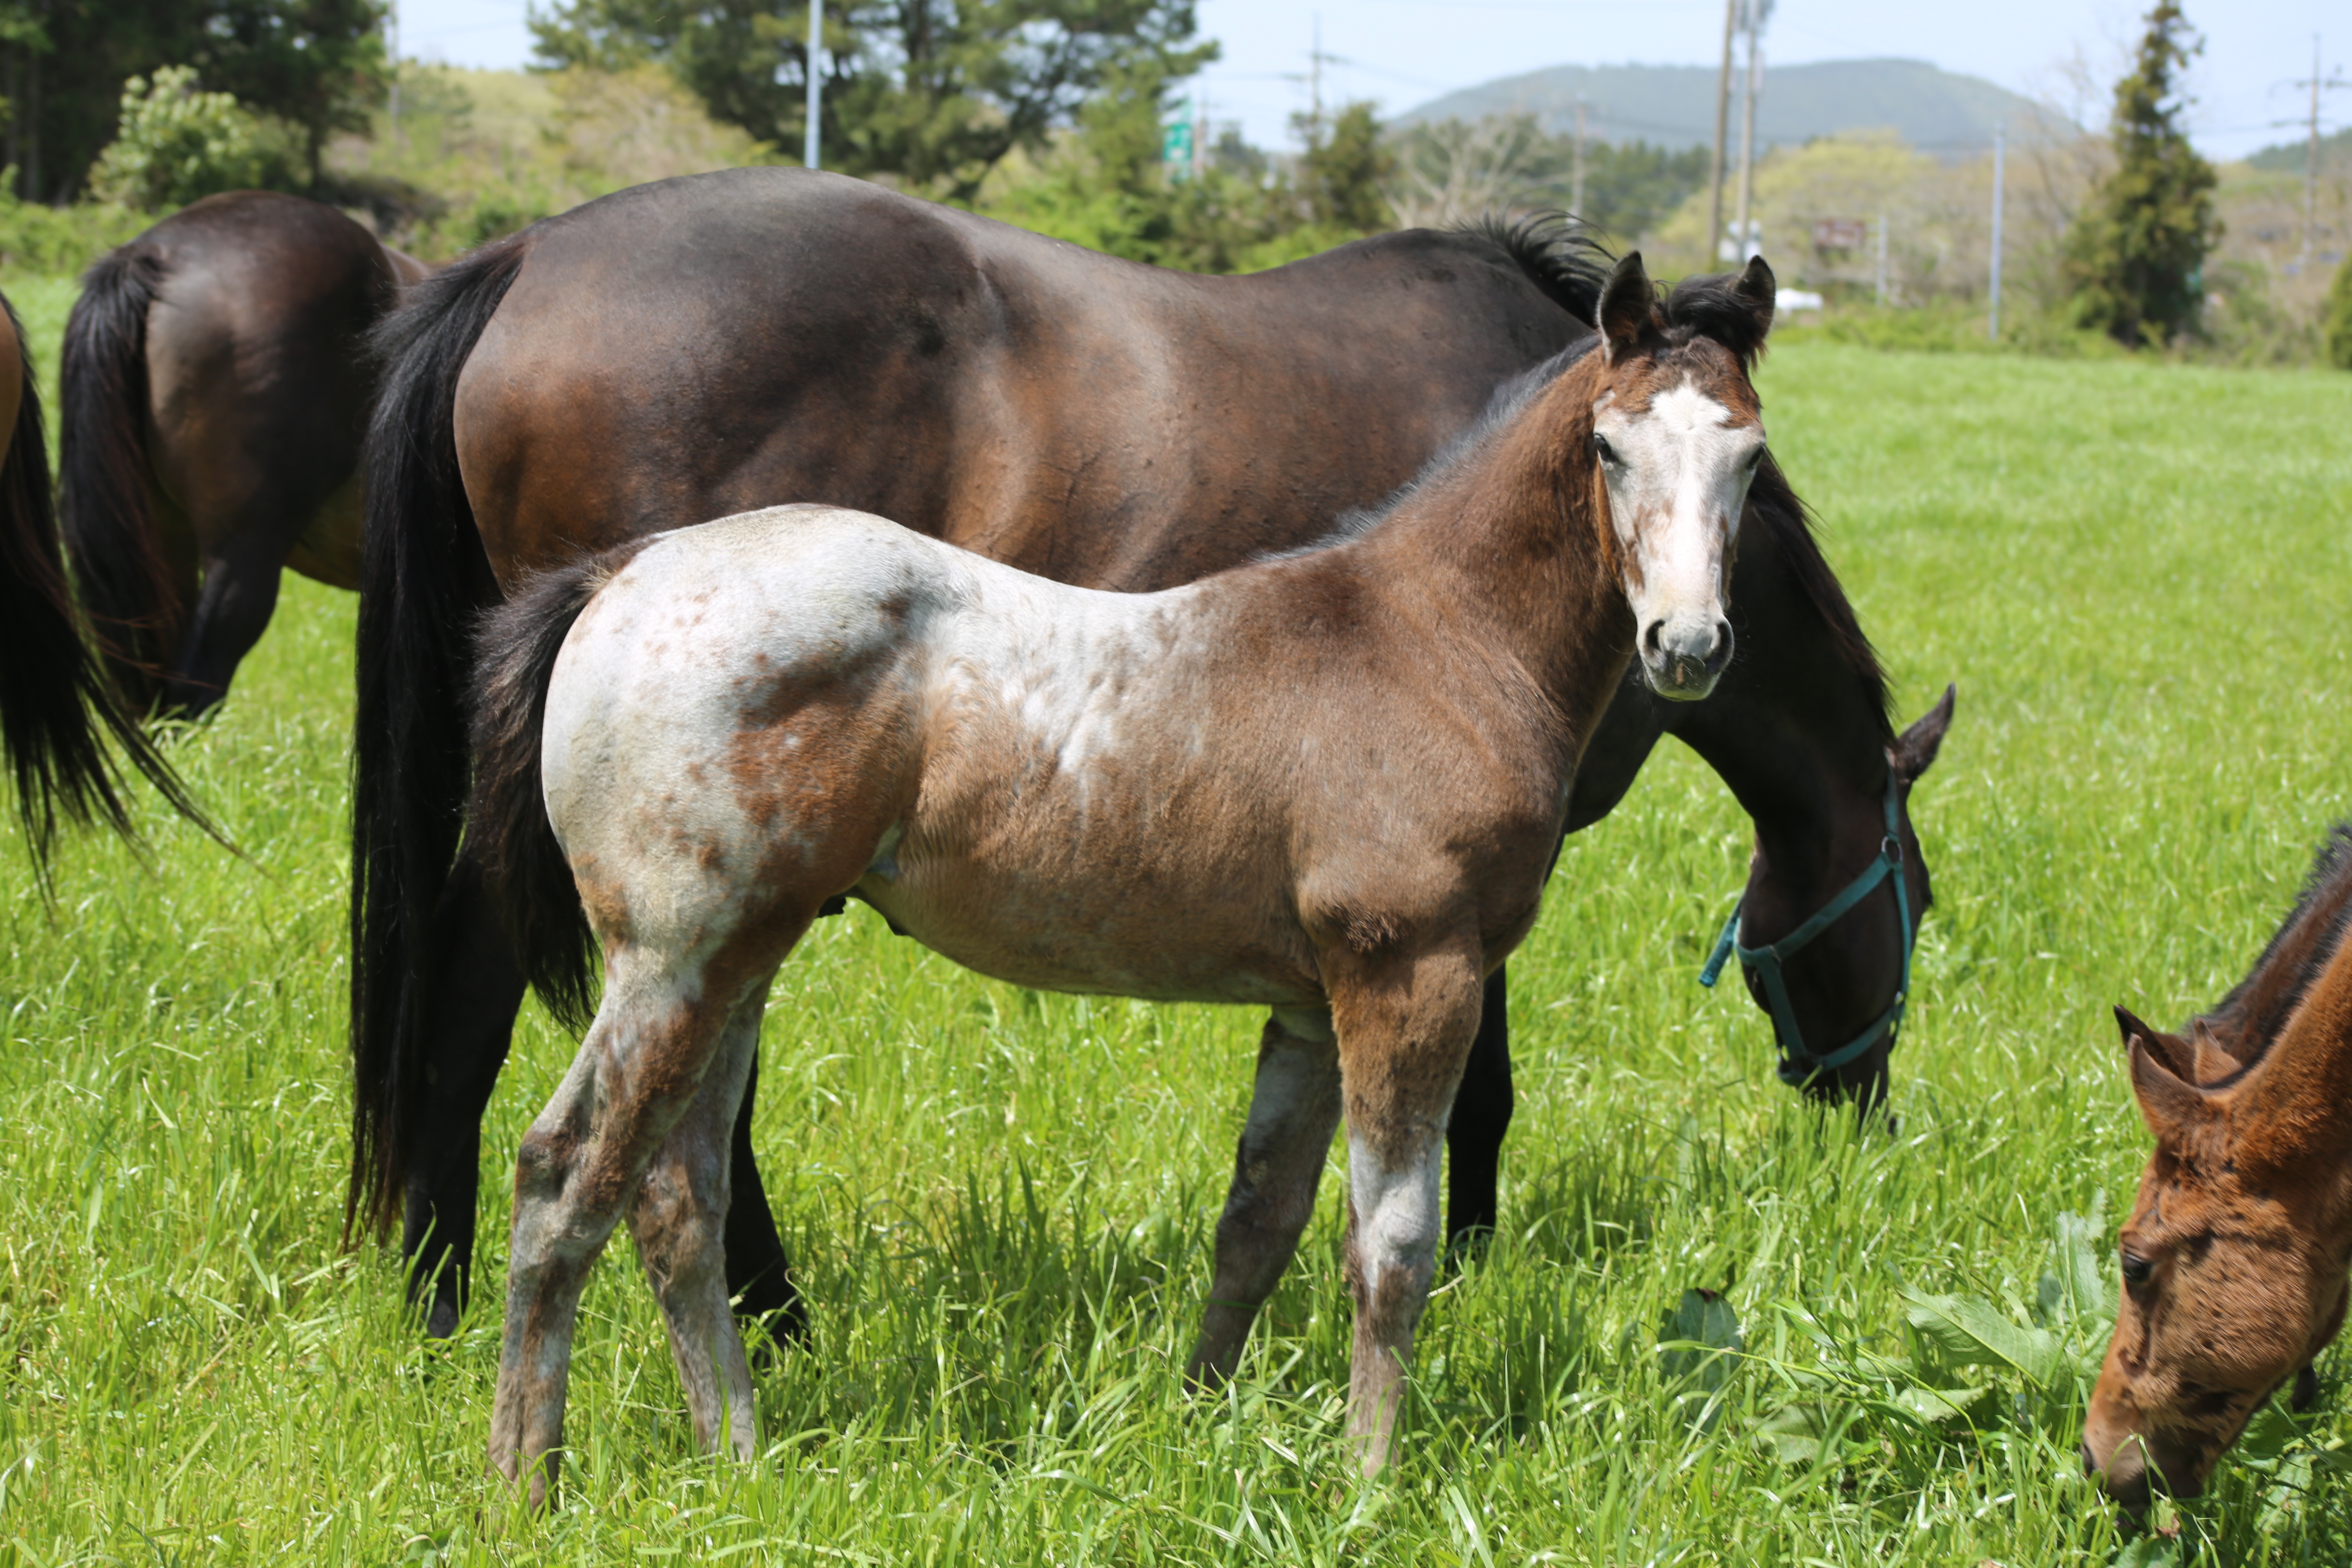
2327, 251, 2352, 370
85, 67, 298, 212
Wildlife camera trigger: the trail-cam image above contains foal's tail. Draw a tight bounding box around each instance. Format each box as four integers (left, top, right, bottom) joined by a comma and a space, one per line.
0, 291, 210, 870
349, 233, 531, 1241
58, 244, 178, 712
466, 550, 646, 1036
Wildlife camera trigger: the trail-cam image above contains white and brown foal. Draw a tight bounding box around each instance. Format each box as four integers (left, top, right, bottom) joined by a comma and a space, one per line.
465, 252, 1777, 1502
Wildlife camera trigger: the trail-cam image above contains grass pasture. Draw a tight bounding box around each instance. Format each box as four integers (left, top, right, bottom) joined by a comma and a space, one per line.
0, 342, 2349, 1564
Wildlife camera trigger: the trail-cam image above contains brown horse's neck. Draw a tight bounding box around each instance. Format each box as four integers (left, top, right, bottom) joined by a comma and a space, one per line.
1345, 359, 1630, 737
2233, 935, 2352, 1210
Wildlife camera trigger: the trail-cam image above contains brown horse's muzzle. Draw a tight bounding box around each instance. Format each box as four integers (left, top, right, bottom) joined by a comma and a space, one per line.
2082, 1392, 2206, 1512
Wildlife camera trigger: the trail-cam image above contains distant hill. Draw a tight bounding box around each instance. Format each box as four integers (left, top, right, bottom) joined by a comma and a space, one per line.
1400, 59, 2045, 156
2245, 126, 2352, 174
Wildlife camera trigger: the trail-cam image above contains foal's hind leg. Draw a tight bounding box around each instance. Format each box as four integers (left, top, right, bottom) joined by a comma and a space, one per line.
626, 984, 768, 1460
1187, 1009, 1343, 1387
488, 951, 780, 1507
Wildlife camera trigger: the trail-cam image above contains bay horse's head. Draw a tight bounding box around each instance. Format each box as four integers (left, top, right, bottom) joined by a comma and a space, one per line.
2085, 958, 2352, 1512
1587, 251, 1776, 700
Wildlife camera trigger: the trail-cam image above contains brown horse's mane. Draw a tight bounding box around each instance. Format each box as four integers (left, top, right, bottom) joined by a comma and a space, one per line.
1745, 468, 1892, 742
2201, 823, 2352, 1062
1450, 210, 1616, 327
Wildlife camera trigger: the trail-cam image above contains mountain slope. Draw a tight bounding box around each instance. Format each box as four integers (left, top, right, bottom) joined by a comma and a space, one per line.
1400, 59, 2045, 155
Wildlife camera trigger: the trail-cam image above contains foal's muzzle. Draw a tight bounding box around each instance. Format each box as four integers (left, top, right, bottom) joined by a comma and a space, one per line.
1641, 616, 1733, 699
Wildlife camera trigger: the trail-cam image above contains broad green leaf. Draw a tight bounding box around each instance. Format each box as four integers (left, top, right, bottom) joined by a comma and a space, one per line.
1658, 1288, 1743, 1394
1891, 1383, 1992, 1425
1901, 1287, 2069, 1388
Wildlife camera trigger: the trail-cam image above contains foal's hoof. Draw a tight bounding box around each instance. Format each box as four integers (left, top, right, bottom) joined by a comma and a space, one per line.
426, 1295, 463, 1340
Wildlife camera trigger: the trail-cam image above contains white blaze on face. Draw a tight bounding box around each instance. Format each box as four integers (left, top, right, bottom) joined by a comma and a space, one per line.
1592, 378, 1764, 699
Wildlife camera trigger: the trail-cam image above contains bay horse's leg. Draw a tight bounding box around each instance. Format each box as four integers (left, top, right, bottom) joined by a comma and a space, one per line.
488, 949, 778, 1509
1443, 968, 1514, 1252
1187, 1009, 1343, 1387
1331, 935, 1485, 1478
626, 983, 767, 1463
724, 1051, 809, 1353
400, 855, 530, 1339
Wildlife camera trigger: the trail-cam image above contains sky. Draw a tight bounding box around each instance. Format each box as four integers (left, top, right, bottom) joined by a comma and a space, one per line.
394, 0, 2343, 164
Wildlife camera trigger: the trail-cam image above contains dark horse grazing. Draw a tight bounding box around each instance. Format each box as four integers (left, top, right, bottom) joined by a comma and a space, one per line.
60, 190, 428, 718
0, 291, 203, 867
2087, 826, 2352, 1512
351, 168, 1951, 1344
461, 252, 1768, 1498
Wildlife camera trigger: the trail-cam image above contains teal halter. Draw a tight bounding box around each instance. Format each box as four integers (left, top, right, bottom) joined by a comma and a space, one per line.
1698, 768, 1914, 1087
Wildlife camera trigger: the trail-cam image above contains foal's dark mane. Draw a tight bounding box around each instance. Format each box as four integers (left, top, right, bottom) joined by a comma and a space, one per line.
2202, 824, 2352, 1060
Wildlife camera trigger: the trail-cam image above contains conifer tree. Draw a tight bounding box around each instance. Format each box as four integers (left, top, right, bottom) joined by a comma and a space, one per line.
2064, 1, 2218, 347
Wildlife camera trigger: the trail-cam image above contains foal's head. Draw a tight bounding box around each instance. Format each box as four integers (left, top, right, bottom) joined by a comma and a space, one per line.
2085, 901, 2352, 1511
1586, 252, 1777, 700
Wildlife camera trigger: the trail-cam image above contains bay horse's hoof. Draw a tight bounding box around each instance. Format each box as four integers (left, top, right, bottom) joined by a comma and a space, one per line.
2294, 1363, 2321, 1412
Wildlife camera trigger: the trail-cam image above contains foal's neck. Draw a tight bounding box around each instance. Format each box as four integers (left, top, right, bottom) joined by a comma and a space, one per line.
1342, 360, 1629, 724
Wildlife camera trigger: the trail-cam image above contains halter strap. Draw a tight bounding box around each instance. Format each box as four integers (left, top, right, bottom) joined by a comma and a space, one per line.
1699, 768, 1914, 1087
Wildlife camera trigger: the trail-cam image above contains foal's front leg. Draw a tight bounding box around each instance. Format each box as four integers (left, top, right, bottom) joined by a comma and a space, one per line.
1188, 1008, 1343, 1385
1330, 935, 1485, 1478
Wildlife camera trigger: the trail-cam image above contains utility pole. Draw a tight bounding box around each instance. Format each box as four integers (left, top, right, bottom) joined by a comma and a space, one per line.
1571, 94, 1587, 217
805, 0, 825, 172
1988, 125, 2005, 341
1733, 2, 1764, 263
1708, 0, 1735, 264
2291, 36, 2350, 273
1194, 93, 1206, 180
1875, 211, 1888, 305
387, 1, 400, 138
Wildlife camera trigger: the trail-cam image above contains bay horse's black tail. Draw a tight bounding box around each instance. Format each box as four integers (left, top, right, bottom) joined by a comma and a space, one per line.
468, 550, 647, 1035
349, 233, 531, 1242
59, 245, 178, 712
1, 292, 211, 870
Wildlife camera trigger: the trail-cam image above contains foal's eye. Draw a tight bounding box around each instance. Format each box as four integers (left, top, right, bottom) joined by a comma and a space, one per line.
1592, 434, 1619, 466
2121, 1252, 2154, 1287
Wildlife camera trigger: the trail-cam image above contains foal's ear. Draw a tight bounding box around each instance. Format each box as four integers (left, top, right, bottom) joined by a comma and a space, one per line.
1599, 251, 1658, 365
2129, 1035, 2215, 1143
2189, 1019, 2241, 1087
2116, 1002, 2193, 1082
1891, 684, 1956, 784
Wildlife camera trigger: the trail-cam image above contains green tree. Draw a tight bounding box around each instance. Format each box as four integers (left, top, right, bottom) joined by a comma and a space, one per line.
1296, 100, 1391, 233
2063, 0, 2219, 347
85, 64, 291, 209
532, 0, 1212, 201
2326, 250, 2352, 370
188, 0, 390, 185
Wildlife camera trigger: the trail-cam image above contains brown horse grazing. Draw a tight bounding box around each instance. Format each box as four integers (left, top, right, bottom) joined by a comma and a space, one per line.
60, 190, 428, 718
0, 291, 207, 866
350, 169, 1950, 1347
459, 252, 1771, 1500
2085, 826, 2352, 1511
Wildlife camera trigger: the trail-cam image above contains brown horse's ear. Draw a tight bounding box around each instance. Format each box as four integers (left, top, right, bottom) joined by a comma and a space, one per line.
1731, 254, 1777, 343
1891, 685, 1956, 784
2189, 1019, 2240, 1087
2129, 1035, 2215, 1143
1599, 252, 1657, 365
2116, 1003, 2194, 1082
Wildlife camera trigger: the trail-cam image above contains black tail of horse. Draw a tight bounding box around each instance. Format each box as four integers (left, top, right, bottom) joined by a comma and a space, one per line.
349, 234, 531, 1242
0, 294, 209, 870
468, 552, 642, 1033
59, 246, 179, 712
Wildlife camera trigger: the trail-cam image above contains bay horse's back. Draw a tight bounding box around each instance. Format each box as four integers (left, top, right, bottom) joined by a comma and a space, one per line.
61, 190, 411, 715
456, 167, 1585, 590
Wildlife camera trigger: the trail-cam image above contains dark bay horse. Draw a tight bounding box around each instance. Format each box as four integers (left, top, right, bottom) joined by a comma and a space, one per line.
0, 291, 205, 866
60, 190, 428, 718
2088, 826, 2352, 1511
460, 254, 1766, 1497
352, 167, 1950, 1342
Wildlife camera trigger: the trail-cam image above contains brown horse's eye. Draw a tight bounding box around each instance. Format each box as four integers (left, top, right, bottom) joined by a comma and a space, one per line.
2121, 1252, 2154, 1286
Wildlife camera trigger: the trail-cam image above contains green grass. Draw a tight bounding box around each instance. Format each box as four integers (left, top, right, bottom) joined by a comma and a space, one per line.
0, 343, 2348, 1563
